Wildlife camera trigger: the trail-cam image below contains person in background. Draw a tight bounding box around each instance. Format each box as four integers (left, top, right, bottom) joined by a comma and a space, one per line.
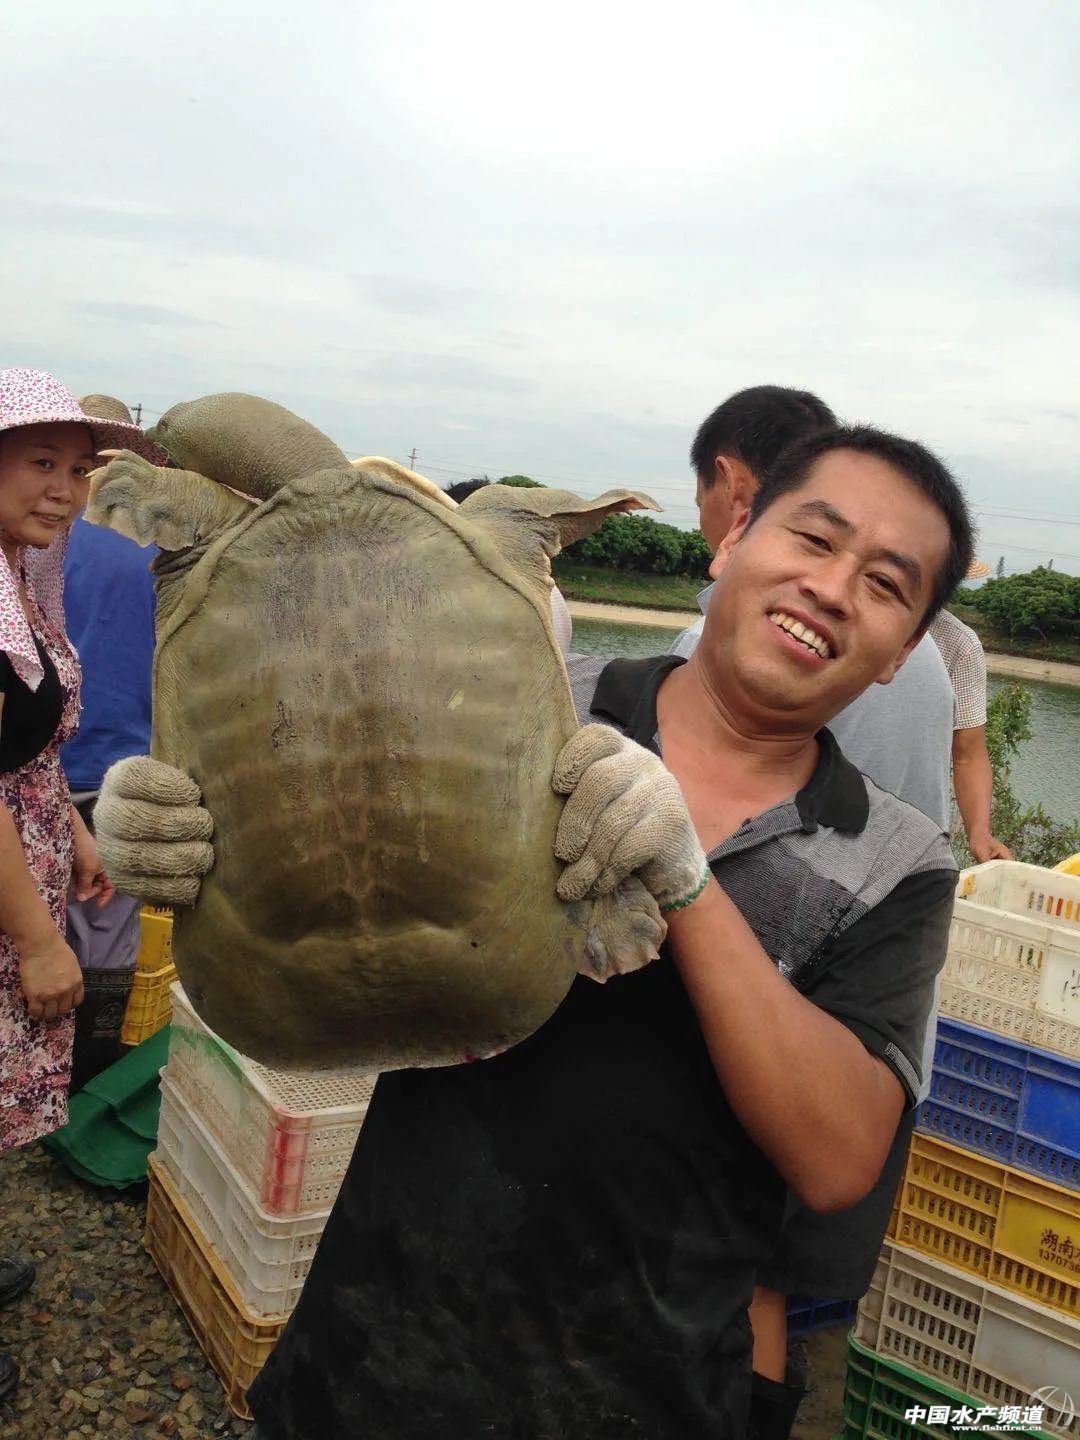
444, 477, 493, 504
928, 606, 1012, 863
672, 386, 957, 1440
0, 369, 162, 1402
61, 396, 157, 983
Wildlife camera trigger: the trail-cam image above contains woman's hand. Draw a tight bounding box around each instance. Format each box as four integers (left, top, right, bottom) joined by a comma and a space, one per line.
70, 805, 115, 906
19, 930, 84, 1020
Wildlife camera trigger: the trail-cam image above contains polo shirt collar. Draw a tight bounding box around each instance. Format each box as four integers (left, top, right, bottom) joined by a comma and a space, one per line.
589, 654, 869, 836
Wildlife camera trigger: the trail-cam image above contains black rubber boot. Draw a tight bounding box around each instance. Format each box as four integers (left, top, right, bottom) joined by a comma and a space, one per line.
0, 1354, 17, 1403
747, 1365, 808, 1440
0, 1258, 34, 1309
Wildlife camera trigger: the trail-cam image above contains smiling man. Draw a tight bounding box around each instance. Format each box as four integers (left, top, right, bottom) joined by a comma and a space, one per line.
241, 424, 973, 1440
671, 396, 965, 1437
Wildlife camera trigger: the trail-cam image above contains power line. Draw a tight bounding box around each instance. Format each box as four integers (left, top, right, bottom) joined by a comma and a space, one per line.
980, 538, 1080, 562
973, 507, 1080, 527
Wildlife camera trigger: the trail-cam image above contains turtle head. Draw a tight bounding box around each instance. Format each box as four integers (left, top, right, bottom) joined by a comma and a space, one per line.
149, 393, 349, 499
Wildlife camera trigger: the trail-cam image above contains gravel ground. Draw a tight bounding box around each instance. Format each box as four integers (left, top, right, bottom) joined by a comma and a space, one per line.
0, 1142, 252, 1440
0, 1138, 849, 1438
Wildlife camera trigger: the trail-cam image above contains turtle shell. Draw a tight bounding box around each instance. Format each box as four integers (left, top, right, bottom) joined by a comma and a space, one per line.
153, 467, 587, 1070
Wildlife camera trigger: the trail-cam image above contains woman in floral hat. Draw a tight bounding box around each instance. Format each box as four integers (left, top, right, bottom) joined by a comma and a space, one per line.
0, 368, 164, 1401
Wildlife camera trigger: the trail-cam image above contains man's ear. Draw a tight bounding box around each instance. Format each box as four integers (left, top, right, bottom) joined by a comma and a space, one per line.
708, 508, 751, 579
712, 453, 735, 498
726, 457, 757, 515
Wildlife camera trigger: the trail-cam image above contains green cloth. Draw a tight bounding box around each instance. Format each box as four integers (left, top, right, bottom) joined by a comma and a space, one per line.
43, 1027, 170, 1188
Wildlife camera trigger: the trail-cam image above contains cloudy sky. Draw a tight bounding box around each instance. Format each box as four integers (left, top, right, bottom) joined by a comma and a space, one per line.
5, 0, 1079, 572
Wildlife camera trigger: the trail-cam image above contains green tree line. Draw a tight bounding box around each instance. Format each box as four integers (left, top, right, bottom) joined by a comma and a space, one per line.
954, 567, 1080, 639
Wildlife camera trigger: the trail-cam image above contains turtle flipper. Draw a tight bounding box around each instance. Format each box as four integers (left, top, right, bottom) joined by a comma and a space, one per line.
461, 483, 660, 570
576, 879, 665, 981
86, 449, 255, 550
460, 483, 661, 546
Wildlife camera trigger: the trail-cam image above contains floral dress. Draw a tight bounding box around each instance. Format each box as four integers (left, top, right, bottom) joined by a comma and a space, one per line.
0, 570, 81, 1151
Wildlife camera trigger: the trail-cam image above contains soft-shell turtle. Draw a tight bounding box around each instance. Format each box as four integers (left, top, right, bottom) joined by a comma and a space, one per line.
88, 395, 664, 1069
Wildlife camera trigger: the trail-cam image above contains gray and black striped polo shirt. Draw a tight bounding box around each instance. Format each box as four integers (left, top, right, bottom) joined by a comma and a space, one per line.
570, 653, 956, 1103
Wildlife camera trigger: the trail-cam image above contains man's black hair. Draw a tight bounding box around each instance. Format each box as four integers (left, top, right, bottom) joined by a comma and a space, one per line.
690, 385, 836, 487
445, 478, 491, 503
748, 425, 975, 629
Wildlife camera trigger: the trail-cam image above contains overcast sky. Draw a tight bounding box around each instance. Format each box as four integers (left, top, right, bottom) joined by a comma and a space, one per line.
4, 0, 1079, 572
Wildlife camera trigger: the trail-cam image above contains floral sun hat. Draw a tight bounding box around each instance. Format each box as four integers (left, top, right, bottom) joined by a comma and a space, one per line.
0, 368, 166, 691
0, 367, 166, 463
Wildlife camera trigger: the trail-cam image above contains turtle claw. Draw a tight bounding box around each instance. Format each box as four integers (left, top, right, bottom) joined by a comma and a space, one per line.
579, 878, 665, 982
84, 451, 252, 552
84, 451, 176, 547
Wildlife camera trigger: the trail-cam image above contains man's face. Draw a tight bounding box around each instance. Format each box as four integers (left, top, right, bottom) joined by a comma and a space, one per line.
698, 448, 951, 727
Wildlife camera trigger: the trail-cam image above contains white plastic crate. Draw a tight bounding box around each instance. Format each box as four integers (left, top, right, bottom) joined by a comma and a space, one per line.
856, 1240, 1080, 1439
165, 983, 376, 1216
941, 862, 1080, 1060
154, 1075, 330, 1316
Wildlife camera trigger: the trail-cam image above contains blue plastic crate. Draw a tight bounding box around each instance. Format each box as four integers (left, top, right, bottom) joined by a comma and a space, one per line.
785, 1294, 857, 1334
916, 1016, 1080, 1190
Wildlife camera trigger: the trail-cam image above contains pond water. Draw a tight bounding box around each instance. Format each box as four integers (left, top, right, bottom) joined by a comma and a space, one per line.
572, 618, 1080, 826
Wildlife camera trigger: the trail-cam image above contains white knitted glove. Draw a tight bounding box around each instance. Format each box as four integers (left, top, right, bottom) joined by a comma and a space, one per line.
552, 725, 709, 911
94, 756, 215, 907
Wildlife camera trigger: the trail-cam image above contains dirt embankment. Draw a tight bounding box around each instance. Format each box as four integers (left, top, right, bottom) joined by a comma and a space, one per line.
982, 653, 1080, 688
566, 599, 697, 631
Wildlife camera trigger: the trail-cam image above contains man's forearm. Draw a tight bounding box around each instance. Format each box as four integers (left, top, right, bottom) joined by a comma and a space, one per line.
952, 728, 994, 852
667, 879, 903, 1213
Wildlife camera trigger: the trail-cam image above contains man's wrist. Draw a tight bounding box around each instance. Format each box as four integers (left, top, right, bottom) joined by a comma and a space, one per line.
665, 873, 726, 944
659, 864, 711, 914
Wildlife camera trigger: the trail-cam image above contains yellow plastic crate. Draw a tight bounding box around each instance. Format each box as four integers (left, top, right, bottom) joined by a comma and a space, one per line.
889, 1134, 1080, 1317
144, 1156, 284, 1419
136, 905, 174, 973
120, 962, 176, 1045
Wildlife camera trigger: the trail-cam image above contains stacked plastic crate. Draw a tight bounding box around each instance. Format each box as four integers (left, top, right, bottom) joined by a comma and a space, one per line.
839, 862, 1080, 1440
143, 983, 376, 1418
